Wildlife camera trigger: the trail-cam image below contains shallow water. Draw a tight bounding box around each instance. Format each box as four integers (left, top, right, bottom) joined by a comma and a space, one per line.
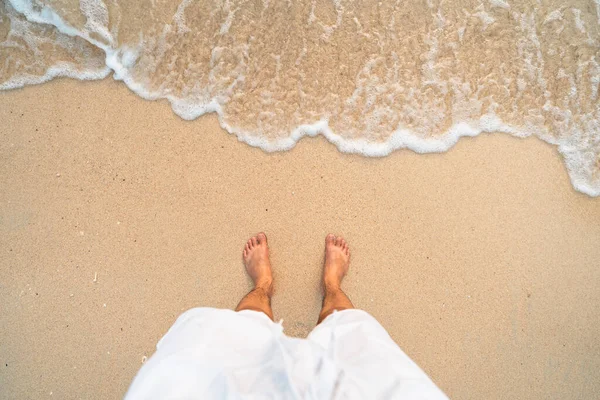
1, 0, 599, 195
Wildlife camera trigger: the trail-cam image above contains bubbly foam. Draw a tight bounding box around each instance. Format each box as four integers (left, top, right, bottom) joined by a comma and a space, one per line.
0, 1, 109, 90
1, 0, 599, 196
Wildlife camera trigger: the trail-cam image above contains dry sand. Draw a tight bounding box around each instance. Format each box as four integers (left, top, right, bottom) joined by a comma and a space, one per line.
1, 79, 599, 399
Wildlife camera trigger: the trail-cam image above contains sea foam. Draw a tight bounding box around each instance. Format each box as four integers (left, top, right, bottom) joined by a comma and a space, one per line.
1, 0, 599, 196
0, 1, 109, 90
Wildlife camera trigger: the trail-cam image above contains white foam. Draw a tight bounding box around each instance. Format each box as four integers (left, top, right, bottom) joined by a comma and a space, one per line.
457, 26, 466, 41
4, 0, 600, 198
0, 63, 111, 90
474, 10, 495, 30
307, 0, 316, 24
489, 0, 510, 9
543, 9, 563, 25
1, 1, 111, 90
173, 0, 194, 34
571, 8, 586, 32
219, 0, 238, 35
10, 0, 108, 50
80, 0, 113, 45
322, 0, 343, 40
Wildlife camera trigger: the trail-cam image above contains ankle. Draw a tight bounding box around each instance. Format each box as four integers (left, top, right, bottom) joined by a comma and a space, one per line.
323, 279, 341, 293
255, 278, 273, 296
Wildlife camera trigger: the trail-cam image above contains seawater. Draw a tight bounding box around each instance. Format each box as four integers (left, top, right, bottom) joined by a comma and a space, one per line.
1, 0, 599, 196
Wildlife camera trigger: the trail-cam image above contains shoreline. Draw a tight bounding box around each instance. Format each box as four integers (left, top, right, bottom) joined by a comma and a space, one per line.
1, 78, 599, 398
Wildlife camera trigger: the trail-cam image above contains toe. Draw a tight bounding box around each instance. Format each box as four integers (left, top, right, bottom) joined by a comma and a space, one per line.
335, 236, 342, 246
326, 234, 335, 244
257, 232, 267, 244
251, 236, 257, 246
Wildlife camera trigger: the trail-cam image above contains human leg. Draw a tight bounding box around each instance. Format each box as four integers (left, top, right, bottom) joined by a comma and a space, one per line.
235, 232, 274, 320
317, 234, 354, 324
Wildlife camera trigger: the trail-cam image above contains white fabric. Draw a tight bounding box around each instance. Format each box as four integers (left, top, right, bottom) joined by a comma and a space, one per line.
125, 308, 447, 399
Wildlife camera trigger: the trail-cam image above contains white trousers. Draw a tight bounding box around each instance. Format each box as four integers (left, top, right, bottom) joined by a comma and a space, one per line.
125, 308, 447, 399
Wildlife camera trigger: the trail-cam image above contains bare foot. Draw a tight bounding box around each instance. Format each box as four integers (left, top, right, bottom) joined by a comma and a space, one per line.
243, 232, 273, 294
323, 234, 350, 290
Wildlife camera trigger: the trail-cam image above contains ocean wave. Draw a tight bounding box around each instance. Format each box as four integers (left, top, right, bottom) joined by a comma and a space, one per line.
1, 0, 599, 196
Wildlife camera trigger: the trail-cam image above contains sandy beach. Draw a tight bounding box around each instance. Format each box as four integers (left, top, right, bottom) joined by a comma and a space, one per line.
1, 78, 600, 398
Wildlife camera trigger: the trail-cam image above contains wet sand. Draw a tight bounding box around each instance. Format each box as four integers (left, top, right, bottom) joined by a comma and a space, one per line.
1, 79, 599, 398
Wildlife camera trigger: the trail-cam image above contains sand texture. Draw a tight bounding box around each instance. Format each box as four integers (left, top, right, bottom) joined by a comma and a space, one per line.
1, 79, 600, 399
